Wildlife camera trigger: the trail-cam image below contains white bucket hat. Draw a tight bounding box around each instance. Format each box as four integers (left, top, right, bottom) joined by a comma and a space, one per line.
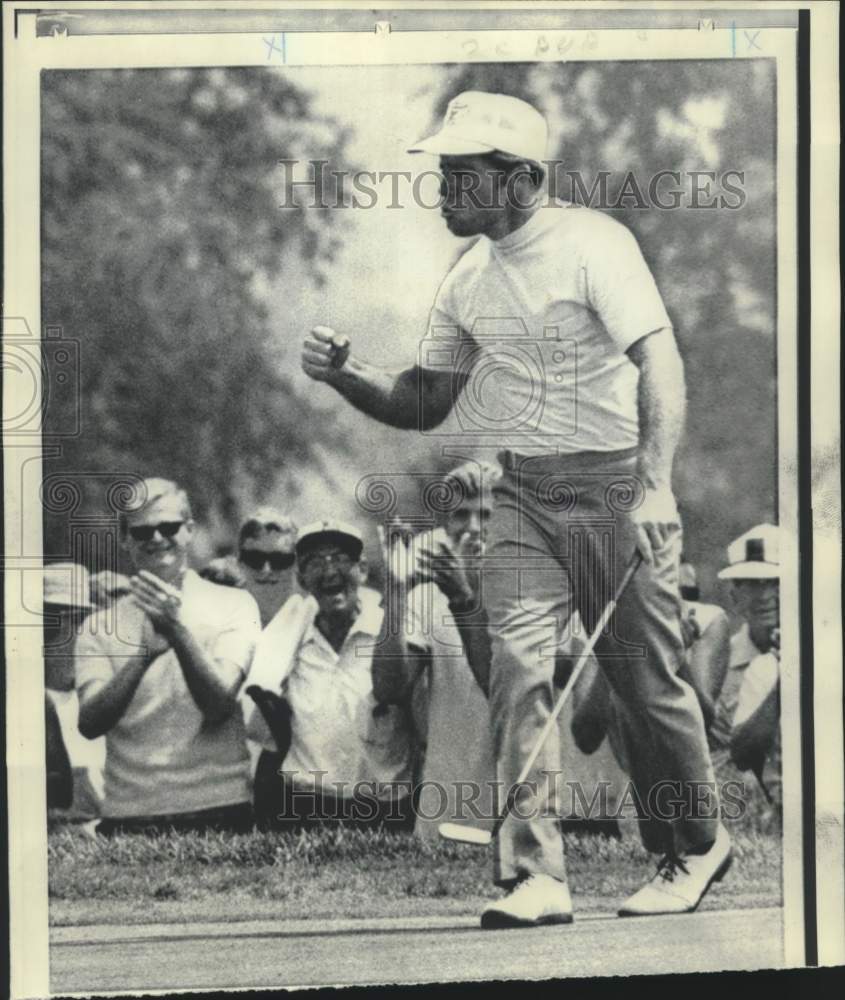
408, 91, 548, 162
43, 562, 96, 609
717, 524, 779, 581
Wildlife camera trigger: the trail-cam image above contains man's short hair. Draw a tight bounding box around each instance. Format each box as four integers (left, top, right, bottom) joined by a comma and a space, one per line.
119, 477, 192, 537
238, 506, 297, 547
444, 461, 501, 504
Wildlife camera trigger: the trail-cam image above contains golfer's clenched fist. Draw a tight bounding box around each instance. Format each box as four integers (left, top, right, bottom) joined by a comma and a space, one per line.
302, 326, 351, 382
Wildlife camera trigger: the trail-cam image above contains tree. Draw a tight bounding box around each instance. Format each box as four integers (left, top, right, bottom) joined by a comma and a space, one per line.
41, 67, 353, 555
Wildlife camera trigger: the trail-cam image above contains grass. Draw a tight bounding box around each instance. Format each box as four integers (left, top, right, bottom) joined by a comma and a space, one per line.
49, 822, 782, 928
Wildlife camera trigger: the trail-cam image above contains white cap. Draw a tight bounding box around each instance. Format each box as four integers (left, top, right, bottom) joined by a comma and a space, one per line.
717, 524, 779, 581
43, 562, 96, 609
408, 91, 548, 162
295, 519, 364, 562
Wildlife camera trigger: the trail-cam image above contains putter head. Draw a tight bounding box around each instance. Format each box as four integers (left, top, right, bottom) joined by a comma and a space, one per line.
437, 823, 493, 846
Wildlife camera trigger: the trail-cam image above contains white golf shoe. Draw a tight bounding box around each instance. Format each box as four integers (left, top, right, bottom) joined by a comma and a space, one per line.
618, 825, 732, 917
481, 874, 574, 929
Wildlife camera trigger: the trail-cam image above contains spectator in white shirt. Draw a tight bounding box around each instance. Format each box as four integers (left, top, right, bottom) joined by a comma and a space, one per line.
711, 524, 781, 819
232, 507, 305, 823
75, 478, 261, 835
237, 508, 298, 629
249, 520, 412, 830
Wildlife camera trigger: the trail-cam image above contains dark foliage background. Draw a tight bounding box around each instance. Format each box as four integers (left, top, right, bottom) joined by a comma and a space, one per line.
42, 67, 352, 540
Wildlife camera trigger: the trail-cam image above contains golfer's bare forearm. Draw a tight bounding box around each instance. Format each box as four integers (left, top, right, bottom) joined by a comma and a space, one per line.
328, 358, 420, 428
331, 358, 455, 431
628, 329, 686, 489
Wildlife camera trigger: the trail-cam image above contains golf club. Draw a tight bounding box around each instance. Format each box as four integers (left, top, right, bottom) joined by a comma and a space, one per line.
438, 548, 644, 846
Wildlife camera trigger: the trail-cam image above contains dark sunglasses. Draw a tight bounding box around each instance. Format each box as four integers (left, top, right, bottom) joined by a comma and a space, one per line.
128, 521, 185, 542
239, 550, 296, 572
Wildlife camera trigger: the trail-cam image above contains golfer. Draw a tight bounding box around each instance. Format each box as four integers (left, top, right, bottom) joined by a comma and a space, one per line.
302, 91, 730, 926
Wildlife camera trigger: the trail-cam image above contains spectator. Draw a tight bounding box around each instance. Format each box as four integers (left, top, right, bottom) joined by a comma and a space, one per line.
246, 519, 412, 830
237, 507, 298, 628
711, 524, 781, 818
43, 562, 105, 825
233, 507, 311, 823
374, 462, 498, 841
75, 478, 261, 835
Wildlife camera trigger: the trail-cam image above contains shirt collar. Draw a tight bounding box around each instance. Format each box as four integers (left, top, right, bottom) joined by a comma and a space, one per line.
491, 201, 570, 252
303, 595, 384, 649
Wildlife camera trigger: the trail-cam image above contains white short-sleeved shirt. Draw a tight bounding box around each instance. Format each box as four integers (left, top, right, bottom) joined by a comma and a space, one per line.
406, 582, 495, 839
75, 571, 260, 818
733, 652, 779, 728
283, 600, 411, 798
421, 202, 672, 453
710, 624, 780, 796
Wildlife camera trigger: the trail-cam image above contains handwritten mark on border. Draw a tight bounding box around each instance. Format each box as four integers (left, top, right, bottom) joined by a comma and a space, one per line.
263, 33, 286, 63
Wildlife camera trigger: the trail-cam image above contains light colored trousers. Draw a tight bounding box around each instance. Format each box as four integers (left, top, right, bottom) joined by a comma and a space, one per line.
486, 449, 719, 886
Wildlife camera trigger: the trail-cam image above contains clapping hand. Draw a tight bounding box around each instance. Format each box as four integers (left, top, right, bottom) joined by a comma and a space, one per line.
129, 570, 184, 640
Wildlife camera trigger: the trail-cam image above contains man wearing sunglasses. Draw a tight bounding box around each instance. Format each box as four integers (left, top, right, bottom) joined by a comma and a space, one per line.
237, 508, 298, 629
235, 507, 306, 824
74, 478, 261, 835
